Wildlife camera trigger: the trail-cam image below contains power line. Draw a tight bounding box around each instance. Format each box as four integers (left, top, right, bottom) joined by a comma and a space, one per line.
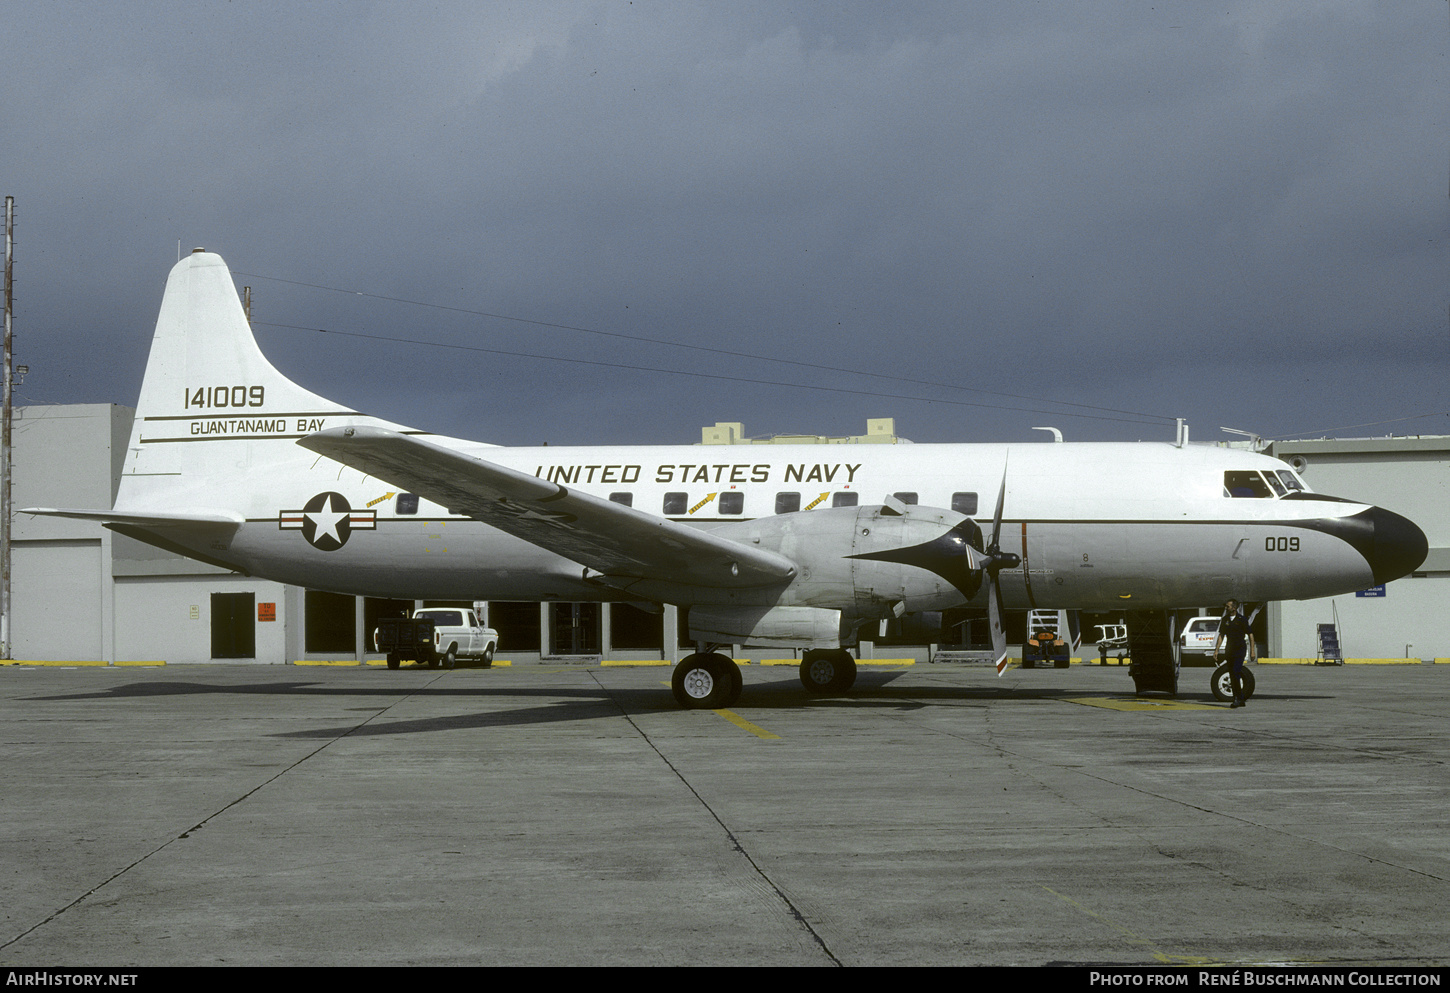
255, 321, 1169, 426
235, 270, 1177, 426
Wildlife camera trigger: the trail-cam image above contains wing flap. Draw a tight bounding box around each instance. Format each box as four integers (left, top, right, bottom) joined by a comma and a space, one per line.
298, 427, 797, 590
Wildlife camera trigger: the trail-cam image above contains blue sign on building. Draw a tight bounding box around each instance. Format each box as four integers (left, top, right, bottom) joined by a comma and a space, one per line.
1355, 584, 1386, 598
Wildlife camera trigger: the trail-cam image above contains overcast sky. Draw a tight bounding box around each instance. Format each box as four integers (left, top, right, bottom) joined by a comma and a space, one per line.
2, 1, 1446, 447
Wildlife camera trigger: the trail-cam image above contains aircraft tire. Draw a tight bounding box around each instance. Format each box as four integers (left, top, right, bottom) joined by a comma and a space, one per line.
724, 659, 743, 708
800, 650, 856, 695
671, 653, 737, 710
1211, 663, 1255, 702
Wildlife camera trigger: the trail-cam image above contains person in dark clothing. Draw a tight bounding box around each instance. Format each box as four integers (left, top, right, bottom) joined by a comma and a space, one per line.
1213, 599, 1255, 708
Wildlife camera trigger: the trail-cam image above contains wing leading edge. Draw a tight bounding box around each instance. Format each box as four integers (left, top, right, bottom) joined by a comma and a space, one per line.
297, 426, 797, 592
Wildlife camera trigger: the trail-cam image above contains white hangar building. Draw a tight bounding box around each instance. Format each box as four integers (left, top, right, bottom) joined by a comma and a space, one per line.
8, 404, 1447, 664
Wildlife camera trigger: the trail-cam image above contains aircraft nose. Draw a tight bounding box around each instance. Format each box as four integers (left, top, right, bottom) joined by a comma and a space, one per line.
1363, 506, 1429, 585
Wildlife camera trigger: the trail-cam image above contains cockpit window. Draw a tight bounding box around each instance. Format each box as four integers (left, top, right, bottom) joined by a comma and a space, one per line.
1263, 471, 1288, 497
1224, 471, 1274, 498
1276, 469, 1306, 493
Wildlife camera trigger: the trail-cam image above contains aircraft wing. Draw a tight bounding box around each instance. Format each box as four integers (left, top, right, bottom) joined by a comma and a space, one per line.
298, 426, 797, 591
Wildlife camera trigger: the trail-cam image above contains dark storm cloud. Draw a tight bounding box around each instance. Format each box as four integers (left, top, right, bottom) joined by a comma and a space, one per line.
2, 1, 1445, 446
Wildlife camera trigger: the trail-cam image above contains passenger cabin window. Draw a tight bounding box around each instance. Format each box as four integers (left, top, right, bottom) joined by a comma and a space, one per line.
1224, 471, 1274, 498
832, 492, 859, 508
952, 492, 979, 516
719, 492, 744, 515
609, 493, 633, 507
663, 492, 687, 515
775, 492, 801, 514
893, 492, 918, 505
396, 493, 419, 515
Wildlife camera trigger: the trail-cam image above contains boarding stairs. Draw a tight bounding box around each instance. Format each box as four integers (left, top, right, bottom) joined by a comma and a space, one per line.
1316, 623, 1344, 665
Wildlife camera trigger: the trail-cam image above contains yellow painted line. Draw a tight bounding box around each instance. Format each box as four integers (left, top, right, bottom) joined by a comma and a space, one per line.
713, 709, 781, 739
1064, 696, 1221, 712
601, 659, 673, 666
1344, 658, 1427, 664
2, 659, 113, 666
1258, 658, 1429, 665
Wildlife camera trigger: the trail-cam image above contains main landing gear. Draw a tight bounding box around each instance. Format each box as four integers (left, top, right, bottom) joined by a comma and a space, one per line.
671, 652, 743, 710
799, 649, 857, 696
668, 648, 860, 709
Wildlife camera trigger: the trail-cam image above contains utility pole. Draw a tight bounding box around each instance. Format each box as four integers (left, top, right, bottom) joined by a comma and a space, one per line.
3, 196, 13, 659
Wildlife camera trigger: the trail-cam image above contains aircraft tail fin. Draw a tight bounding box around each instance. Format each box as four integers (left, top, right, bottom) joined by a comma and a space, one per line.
132, 248, 352, 428
114, 249, 383, 513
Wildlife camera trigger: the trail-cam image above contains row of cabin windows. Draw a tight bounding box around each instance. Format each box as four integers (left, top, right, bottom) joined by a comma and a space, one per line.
388, 474, 1311, 518
394, 490, 982, 517
615, 490, 980, 517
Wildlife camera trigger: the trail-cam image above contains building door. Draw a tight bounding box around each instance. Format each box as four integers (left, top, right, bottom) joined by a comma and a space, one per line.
550, 602, 600, 656
211, 592, 256, 659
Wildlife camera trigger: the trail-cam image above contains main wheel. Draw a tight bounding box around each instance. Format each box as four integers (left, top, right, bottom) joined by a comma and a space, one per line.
671, 653, 741, 709
1211, 663, 1255, 702
800, 650, 857, 695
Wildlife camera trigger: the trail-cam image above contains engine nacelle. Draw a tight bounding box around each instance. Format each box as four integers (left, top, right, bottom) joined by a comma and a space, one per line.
688, 604, 846, 649
711, 501, 982, 623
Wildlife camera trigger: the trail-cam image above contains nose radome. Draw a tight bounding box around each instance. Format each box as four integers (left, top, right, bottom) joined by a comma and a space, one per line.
1365, 506, 1429, 585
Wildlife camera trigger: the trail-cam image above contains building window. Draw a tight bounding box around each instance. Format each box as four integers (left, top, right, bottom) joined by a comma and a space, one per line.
305, 590, 355, 653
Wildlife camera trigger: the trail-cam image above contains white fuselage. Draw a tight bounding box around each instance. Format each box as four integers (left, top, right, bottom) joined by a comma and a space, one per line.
117, 423, 1397, 612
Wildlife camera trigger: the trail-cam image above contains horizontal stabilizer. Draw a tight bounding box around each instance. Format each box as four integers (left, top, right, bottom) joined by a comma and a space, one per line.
21, 508, 244, 527
298, 426, 798, 591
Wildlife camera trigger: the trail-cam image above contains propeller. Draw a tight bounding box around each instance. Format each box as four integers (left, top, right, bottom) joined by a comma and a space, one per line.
849, 457, 1017, 671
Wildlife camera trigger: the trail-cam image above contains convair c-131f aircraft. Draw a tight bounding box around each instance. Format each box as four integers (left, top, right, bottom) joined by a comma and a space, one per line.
27, 251, 1429, 706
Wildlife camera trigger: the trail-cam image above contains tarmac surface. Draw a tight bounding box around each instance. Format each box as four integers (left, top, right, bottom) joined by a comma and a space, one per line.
0, 659, 1446, 967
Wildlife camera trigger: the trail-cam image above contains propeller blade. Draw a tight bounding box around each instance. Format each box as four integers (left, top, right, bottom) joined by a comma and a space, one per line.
989, 459, 1008, 553
989, 572, 1009, 675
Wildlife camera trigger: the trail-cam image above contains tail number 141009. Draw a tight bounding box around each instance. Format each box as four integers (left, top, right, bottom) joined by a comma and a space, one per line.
186, 385, 265, 409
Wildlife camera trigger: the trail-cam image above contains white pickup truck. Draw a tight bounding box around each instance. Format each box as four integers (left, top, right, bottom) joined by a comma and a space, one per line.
376, 608, 499, 669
